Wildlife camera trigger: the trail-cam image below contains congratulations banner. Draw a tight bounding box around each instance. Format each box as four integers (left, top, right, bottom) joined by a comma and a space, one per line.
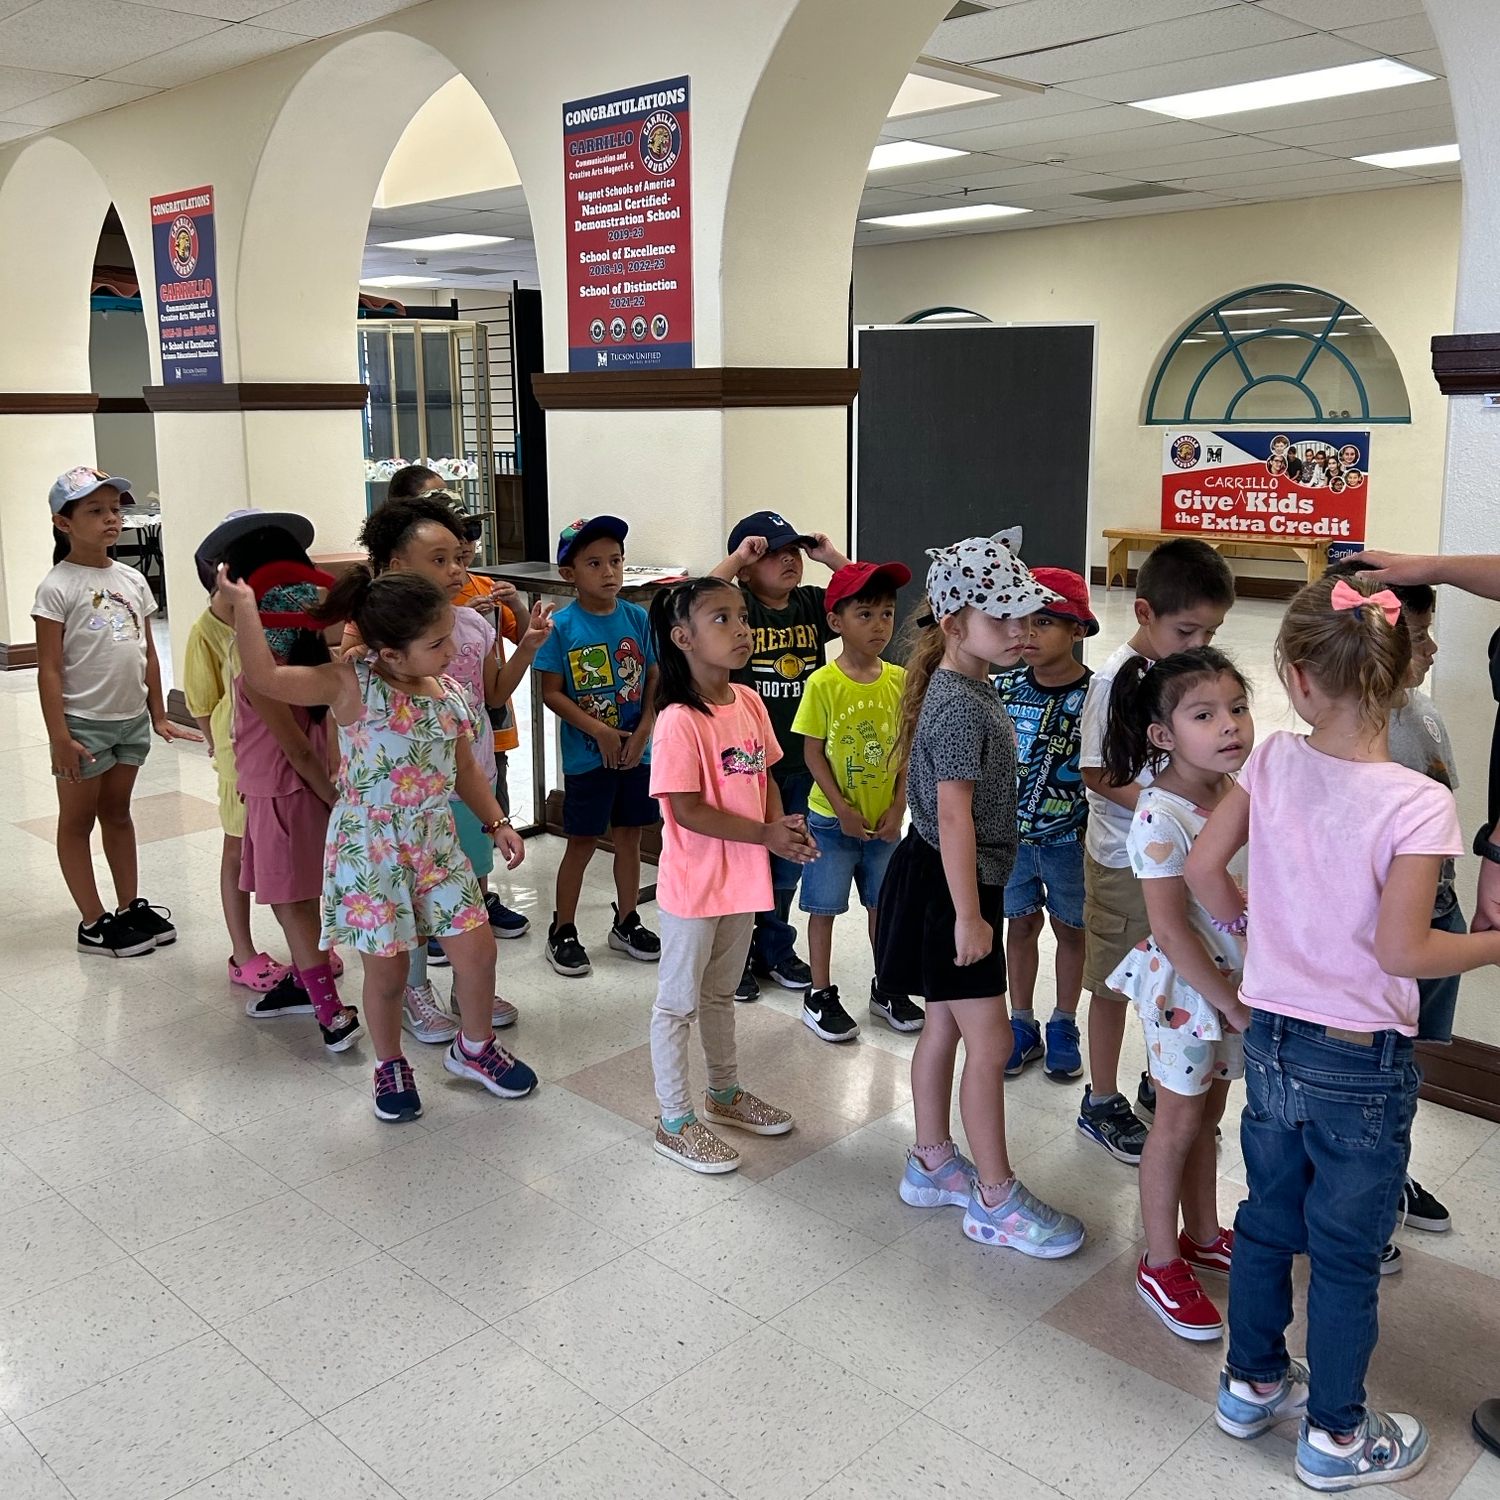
150, 184, 221, 384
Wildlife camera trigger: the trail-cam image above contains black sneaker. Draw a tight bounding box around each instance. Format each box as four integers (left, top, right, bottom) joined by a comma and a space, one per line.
607, 904, 661, 962
546, 915, 592, 977
426, 936, 451, 968
372, 1055, 422, 1123
119, 898, 176, 946
320, 1006, 362, 1053
1380, 1241, 1403, 1275
1399, 1176, 1451, 1233
244, 971, 315, 1019
735, 965, 760, 1003
803, 985, 859, 1043
1136, 1070, 1158, 1121
76, 911, 155, 958
755, 952, 812, 990
869, 980, 925, 1033
1077, 1085, 1148, 1164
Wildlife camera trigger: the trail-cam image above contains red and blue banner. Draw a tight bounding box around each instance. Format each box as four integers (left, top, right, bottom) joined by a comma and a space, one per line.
150, 185, 222, 384
1161, 429, 1368, 543
563, 76, 692, 372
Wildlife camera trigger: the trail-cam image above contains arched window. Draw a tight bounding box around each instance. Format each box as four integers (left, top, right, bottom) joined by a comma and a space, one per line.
1145, 284, 1410, 425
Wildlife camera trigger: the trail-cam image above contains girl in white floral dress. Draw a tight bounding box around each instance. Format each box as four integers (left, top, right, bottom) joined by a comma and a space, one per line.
220, 564, 537, 1121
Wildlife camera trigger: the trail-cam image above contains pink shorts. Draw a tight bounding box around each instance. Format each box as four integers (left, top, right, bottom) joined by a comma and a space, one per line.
240, 789, 330, 906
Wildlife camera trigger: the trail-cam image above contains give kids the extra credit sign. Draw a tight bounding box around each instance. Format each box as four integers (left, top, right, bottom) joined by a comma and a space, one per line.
1161, 430, 1369, 544
150, 184, 222, 384
563, 75, 692, 372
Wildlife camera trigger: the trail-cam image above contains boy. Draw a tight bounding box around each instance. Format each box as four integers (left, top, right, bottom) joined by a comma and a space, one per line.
994, 567, 1096, 1081
535, 516, 661, 977
1077, 537, 1235, 1163
792, 559, 918, 1042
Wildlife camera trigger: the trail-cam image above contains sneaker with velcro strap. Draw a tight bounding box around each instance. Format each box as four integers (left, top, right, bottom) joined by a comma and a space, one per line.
1215, 1359, 1310, 1440
608, 904, 661, 961
1295, 1410, 1428, 1491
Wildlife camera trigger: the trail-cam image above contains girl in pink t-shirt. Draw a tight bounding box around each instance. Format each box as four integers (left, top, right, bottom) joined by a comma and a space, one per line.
1187, 574, 1500, 1491
645, 577, 816, 1174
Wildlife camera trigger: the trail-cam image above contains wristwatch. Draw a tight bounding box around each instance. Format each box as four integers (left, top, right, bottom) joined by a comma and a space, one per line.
1473, 825, 1500, 865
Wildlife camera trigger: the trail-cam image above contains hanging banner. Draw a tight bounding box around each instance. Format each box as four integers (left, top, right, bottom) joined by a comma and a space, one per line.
1161, 430, 1368, 543
150, 185, 222, 384
563, 75, 692, 372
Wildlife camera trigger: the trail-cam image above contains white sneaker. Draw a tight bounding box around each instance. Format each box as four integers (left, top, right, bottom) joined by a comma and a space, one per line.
402, 982, 460, 1044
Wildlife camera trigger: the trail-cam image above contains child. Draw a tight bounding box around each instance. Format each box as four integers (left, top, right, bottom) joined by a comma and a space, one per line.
645, 576, 807, 1173
535, 516, 661, 977
877, 531, 1085, 1258
1077, 537, 1235, 1163
1188, 573, 1500, 1490
32, 468, 200, 956
1102, 647, 1254, 1341
994, 566, 1096, 1081
220, 564, 538, 1122
790, 560, 912, 1043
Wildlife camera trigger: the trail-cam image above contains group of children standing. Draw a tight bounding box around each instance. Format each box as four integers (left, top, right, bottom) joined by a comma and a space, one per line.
33, 466, 1488, 1491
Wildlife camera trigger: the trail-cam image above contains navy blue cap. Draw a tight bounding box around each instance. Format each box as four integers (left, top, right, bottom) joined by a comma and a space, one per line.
727, 510, 816, 556
557, 514, 628, 566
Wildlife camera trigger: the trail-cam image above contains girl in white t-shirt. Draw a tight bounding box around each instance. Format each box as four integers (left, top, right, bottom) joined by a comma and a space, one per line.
32, 469, 200, 958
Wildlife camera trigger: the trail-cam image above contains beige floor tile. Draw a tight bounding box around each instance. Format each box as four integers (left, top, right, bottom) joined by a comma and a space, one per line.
0, 1420, 71, 1500
0, 1147, 55, 1213
1144, 1420, 1301, 1499
155, 1049, 351, 1134
0, 1195, 128, 1310
0, 999, 75, 1074
1406, 1101, 1499, 1190
1404, 1174, 1500, 1279
0, 1051, 146, 1143
500, 1417, 729, 1499
16, 790, 223, 847
1450, 1451, 1500, 1500
171, 1422, 402, 1500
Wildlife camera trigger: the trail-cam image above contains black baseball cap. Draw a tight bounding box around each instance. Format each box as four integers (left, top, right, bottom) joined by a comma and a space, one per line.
727, 510, 816, 555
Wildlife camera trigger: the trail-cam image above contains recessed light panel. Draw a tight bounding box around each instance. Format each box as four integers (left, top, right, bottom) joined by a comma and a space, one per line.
861, 203, 1031, 228
1353, 143, 1459, 168
1131, 59, 1431, 121
360, 275, 441, 288
376, 233, 513, 251
869, 140, 969, 171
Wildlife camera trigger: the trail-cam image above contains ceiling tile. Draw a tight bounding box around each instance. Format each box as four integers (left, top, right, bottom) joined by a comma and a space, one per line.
253, 0, 424, 37
2, 77, 159, 127
103, 23, 304, 86
1257, 103, 1455, 148
1335, 14, 1436, 55
126, 2, 287, 17
0, 62, 82, 111
880, 84, 1103, 141
926, 0, 1237, 66
1257, 0, 1425, 26
0, 0, 224, 77
1397, 49, 1447, 77
0, 119, 38, 142
1056, 133, 1290, 171
1204, 76, 1450, 134
1171, 158, 1386, 191
917, 160, 1088, 192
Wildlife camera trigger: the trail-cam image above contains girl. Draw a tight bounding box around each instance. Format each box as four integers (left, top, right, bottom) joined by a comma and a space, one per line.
1187, 573, 1500, 1490
645, 577, 808, 1174
33, 467, 200, 957
1101, 648, 1254, 1341
219, 564, 538, 1123
877, 531, 1085, 1258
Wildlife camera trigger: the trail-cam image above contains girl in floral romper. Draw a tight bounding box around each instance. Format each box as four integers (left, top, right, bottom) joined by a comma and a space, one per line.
219, 564, 537, 1121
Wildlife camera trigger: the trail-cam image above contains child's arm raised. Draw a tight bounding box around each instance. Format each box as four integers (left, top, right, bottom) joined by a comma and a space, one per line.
489, 600, 553, 703
1184, 784, 1250, 926
454, 735, 524, 870
1377, 854, 1500, 977
1140, 877, 1251, 1034
710, 535, 765, 581
936, 779, 990, 966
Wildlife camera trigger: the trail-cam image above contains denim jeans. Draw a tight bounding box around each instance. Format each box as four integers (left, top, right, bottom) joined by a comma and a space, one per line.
750, 769, 812, 969
1227, 1013, 1419, 1436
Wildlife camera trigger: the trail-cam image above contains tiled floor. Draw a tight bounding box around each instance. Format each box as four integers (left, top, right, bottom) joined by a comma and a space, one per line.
1, 594, 1498, 1500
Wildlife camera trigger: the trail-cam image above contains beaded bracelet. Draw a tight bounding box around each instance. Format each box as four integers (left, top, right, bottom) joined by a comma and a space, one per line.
1210, 911, 1248, 937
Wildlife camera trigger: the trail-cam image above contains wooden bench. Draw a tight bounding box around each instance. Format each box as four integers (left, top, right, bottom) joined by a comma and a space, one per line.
1103, 527, 1331, 590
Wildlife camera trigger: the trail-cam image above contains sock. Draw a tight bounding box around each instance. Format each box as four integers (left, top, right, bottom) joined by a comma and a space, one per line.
662, 1112, 696, 1134
978, 1177, 1016, 1209
1050, 1007, 1073, 1025
1011, 1008, 1035, 1024
1088, 1089, 1121, 1108
708, 1083, 741, 1105
296, 963, 341, 1027
407, 942, 428, 989
459, 1032, 493, 1055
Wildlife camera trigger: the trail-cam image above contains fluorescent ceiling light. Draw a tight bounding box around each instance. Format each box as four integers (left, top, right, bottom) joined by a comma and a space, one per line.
360, 275, 441, 288
1219, 306, 1293, 315
1130, 59, 1432, 121
1354, 142, 1460, 169
861, 203, 1031, 229
376, 233, 513, 251
869, 140, 969, 171
1282, 314, 1361, 322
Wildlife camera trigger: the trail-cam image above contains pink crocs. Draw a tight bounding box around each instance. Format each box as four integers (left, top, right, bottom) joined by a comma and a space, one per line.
227, 952, 292, 992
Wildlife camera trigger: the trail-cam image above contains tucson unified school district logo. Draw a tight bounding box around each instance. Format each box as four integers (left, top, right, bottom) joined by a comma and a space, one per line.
1170, 434, 1201, 470
169, 216, 198, 278
640, 110, 681, 175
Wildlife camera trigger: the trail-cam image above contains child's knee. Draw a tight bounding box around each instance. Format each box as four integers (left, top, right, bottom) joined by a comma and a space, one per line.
1009, 909, 1045, 942
1051, 915, 1084, 947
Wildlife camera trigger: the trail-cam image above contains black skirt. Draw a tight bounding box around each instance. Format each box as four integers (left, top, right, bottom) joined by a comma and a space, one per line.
875, 829, 1006, 1002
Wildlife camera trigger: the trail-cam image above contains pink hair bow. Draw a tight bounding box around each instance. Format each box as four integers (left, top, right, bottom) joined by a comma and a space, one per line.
1330, 577, 1402, 625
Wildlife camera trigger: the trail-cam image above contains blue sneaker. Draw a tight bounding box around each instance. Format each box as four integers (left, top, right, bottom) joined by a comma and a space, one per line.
443, 1035, 538, 1098
485, 892, 530, 939
962, 1179, 1085, 1258
1006, 1016, 1043, 1077
898, 1147, 978, 1208
372, 1056, 423, 1123
1044, 1015, 1083, 1079
1216, 1359, 1310, 1439
1295, 1410, 1428, 1491
427, 936, 451, 968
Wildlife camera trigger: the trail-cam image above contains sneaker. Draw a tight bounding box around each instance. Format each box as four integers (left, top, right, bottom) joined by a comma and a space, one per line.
76, 911, 155, 958
1136, 1256, 1224, 1341
546, 916, 591, 977
320, 1006, 361, 1053
869, 980, 925, 1033
1006, 1016, 1044, 1077
402, 982, 459, 1044
426, 935, 451, 968
1295, 1411, 1429, 1491
701, 1087, 793, 1136
898, 1146, 978, 1209
491, 994, 519, 1030
1379, 1241, 1403, 1276
654, 1117, 739, 1174
962, 1179, 1086, 1258
803, 985, 859, 1043
1399, 1176, 1451, 1233
1179, 1226, 1234, 1275
228, 952, 291, 992
1215, 1359, 1311, 1439
1136, 1069, 1158, 1120
735, 965, 760, 1003
1044, 1015, 1083, 1079
1078, 1086, 1148, 1164
756, 952, 812, 990
444, 1035, 537, 1098
608, 904, 661, 962
119, 897, 175, 945
372, 1055, 422, 1122
485, 891, 530, 939
245, 971, 315, 1019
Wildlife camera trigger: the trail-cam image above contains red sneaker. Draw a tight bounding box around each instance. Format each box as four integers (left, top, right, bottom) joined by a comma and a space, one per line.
1179, 1226, 1234, 1275
1137, 1256, 1224, 1341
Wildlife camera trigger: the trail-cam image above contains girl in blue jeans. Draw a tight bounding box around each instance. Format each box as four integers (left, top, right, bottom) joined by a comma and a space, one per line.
1187, 573, 1500, 1491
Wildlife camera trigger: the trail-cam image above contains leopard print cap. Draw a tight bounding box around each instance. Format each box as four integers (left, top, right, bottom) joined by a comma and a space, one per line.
924, 526, 1063, 620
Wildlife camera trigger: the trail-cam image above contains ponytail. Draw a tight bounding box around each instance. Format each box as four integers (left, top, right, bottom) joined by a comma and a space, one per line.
1102, 646, 1251, 784
889, 612, 947, 770
650, 576, 741, 715
311, 565, 446, 654
51, 498, 80, 565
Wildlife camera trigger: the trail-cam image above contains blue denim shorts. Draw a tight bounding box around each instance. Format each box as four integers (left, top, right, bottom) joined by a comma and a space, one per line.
1002, 839, 1084, 928
799, 812, 898, 915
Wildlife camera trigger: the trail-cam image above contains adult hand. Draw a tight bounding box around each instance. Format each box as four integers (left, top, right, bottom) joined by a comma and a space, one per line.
953, 915, 994, 967
1356, 551, 1444, 587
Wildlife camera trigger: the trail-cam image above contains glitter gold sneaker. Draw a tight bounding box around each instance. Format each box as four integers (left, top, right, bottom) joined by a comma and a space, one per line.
701, 1088, 793, 1137
654, 1118, 740, 1174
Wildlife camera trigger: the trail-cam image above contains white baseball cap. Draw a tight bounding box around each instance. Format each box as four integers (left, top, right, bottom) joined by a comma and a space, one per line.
49, 467, 133, 515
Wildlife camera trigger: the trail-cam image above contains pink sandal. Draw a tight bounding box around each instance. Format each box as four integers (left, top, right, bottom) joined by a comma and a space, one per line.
228, 952, 292, 992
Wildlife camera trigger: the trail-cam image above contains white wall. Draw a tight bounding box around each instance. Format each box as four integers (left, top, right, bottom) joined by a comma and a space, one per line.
853, 183, 1460, 573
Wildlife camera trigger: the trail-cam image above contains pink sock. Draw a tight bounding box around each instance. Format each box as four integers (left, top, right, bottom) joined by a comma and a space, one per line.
295, 963, 341, 1027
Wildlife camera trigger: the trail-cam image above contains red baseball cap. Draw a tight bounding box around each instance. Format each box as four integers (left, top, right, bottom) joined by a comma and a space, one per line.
825, 560, 912, 612
1028, 567, 1098, 636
